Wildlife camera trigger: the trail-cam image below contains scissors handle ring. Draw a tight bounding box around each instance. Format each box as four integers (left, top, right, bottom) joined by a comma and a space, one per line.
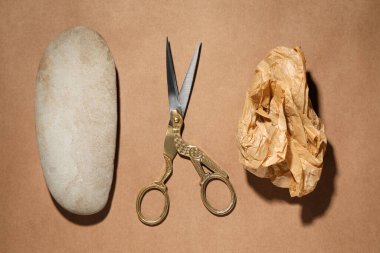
200, 173, 237, 216
136, 182, 170, 226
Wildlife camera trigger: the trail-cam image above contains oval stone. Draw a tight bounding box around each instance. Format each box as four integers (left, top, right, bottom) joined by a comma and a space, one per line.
35, 26, 117, 215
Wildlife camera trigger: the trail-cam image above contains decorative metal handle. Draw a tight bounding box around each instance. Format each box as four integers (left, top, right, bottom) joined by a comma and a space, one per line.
200, 172, 236, 216
136, 154, 173, 226
189, 152, 237, 216
136, 182, 170, 226
171, 110, 237, 216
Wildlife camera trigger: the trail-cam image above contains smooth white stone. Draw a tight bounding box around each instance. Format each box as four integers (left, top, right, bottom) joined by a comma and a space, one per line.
35, 26, 117, 215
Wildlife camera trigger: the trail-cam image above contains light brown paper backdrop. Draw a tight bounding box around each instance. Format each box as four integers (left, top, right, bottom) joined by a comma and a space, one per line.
1, 0, 380, 252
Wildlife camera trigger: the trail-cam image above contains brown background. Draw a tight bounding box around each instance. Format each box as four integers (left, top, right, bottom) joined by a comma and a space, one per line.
1, 0, 380, 252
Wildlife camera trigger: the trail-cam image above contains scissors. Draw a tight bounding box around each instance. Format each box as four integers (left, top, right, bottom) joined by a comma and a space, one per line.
136, 38, 237, 226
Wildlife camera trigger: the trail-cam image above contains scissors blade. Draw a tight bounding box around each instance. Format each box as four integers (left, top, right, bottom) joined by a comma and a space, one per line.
166, 38, 182, 118
179, 42, 201, 118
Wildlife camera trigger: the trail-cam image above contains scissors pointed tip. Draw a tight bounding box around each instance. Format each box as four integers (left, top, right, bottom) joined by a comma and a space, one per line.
166, 37, 181, 117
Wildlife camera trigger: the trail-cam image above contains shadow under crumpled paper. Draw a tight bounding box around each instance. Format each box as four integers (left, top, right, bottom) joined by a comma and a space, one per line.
246, 72, 337, 225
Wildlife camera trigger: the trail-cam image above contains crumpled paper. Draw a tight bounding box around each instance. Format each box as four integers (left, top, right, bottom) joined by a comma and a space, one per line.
237, 46, 327, 197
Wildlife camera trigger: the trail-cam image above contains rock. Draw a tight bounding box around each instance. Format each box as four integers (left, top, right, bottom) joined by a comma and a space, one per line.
35, 26, 117, 215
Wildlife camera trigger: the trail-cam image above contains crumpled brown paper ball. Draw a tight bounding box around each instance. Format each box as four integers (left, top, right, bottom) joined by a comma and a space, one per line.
237, 46, 327, 197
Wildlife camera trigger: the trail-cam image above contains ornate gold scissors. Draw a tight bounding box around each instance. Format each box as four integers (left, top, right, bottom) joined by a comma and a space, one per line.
136, 38, 236, 226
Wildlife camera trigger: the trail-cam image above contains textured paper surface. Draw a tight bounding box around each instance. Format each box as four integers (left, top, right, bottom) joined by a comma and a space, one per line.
1, 1, 380, 252
237, 47, 327, 197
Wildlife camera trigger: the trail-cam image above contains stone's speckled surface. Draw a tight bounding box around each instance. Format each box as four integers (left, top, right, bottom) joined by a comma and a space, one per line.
35, 26, 117, 215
